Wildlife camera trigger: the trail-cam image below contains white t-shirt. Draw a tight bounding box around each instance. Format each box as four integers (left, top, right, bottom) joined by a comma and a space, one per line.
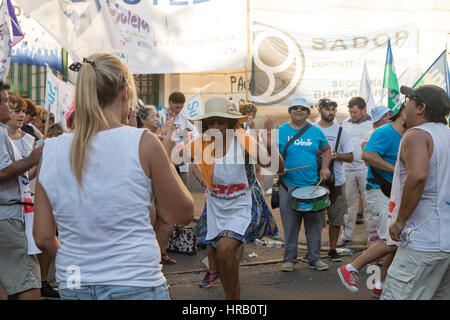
11, 133, 34, 158
363, 127, 375, 143
314, 122, 354, 187
342, 116, 372, 171
159, 109, 195, 173
39, 127, 165, 288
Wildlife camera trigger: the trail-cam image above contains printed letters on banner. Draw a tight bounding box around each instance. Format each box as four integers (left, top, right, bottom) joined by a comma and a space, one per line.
251, 22, 418, 106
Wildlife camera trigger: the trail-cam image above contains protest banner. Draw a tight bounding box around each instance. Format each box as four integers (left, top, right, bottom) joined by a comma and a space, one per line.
251, 22, 418, 107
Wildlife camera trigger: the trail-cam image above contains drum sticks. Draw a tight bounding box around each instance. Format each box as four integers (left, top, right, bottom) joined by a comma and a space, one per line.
285, 165, 312, 172
310, 178, 323, 195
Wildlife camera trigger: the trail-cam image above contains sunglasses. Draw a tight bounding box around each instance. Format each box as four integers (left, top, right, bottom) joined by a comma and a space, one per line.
405, 95, 423, 105
203, 117, 229, 126
290, 106, 309, 112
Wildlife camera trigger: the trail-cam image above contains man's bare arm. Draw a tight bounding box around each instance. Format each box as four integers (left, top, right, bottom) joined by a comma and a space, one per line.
0, 146, 42, 181
362, 150, 395, 172
389, 130, 432, 241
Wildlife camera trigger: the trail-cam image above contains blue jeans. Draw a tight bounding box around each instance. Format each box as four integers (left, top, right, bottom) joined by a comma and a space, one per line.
59, 284, 171, 300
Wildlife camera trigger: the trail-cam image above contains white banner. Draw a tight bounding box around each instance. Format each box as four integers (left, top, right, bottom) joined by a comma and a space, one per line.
118, 0, 247, 74
251, 22, 418, 107
16, 0, 121, 61
15, 0, 247, 74
44, 66, 75, 129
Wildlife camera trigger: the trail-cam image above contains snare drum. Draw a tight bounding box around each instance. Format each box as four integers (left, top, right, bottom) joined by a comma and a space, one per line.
290, 186, 330, 213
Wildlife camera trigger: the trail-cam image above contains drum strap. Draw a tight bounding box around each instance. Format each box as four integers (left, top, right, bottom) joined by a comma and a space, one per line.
279, 123, 312, 190
281, 123, 312, 160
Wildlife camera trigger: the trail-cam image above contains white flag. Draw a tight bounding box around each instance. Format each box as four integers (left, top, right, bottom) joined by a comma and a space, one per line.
44, 66, 75, 129
15, 0, 121, 61
0, 0, 11, 81
359, 60, 376, 115
182, 91, 204, 119
182, 91, 203, 141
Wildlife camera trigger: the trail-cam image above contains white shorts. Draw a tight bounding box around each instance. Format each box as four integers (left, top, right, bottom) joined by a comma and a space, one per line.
365, 188, 389, 240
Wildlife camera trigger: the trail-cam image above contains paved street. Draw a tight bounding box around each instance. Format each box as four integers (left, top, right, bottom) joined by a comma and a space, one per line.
165, 245, 375, 300
162, 191, 376, 300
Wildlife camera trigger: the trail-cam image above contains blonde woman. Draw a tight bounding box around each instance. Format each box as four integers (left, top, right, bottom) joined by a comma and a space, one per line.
33, 53, 194, 300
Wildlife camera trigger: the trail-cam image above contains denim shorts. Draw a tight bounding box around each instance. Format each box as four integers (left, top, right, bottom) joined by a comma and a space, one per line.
59, 284, 171, 300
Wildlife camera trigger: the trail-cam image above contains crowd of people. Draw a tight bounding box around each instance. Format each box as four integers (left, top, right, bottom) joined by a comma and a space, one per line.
0, 52, 449, 301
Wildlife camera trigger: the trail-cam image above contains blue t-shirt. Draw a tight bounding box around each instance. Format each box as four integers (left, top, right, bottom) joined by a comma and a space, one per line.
277, 122, 329, 188
363, 123, 402, 189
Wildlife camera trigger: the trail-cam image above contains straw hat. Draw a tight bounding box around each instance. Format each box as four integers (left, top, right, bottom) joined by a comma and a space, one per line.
189, 97, 247, 124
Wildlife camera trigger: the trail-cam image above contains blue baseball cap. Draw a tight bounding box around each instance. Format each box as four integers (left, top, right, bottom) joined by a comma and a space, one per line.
371, 105, 392, 123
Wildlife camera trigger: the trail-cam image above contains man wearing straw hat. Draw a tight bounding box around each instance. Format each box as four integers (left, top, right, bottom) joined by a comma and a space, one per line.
276, 97, 332, 272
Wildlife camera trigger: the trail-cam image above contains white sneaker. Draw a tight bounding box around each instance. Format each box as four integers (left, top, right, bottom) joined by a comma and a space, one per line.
282, 262, 295, 272
309, 259, 329, 271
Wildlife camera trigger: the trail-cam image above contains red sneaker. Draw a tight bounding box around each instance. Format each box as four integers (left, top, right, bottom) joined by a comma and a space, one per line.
372, 287, 382, 298
337, 265, 359, 294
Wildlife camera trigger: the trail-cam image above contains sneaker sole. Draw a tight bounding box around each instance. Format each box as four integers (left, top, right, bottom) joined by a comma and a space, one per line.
309, 265, 329, 271
337, 268, 359, 294
330, 257, 343, 262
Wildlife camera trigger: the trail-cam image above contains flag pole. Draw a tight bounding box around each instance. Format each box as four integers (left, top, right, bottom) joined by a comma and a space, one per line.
380, 41, 389, 105
244, 0, 250, 102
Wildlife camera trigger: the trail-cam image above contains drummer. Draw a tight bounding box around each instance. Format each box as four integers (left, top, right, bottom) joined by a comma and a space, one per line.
277, 98, 332, 272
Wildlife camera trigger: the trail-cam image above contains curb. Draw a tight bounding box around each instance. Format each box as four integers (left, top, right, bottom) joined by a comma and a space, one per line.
164, 247, 366, 276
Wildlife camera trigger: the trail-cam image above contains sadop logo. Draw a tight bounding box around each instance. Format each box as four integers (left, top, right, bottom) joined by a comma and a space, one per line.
251, 23, 305, 105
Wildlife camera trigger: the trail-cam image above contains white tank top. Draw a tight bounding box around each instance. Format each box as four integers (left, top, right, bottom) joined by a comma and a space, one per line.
206, 137, 252, 240
387, 123, 450, 252
39, 126, 166, 288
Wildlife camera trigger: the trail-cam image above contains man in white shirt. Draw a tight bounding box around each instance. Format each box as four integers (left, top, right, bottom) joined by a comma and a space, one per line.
158, 91, 194, 265
340, 97, 372, 246
382, 85, 450, 300
315, 99, 354, 261
159, 91, 195, 177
